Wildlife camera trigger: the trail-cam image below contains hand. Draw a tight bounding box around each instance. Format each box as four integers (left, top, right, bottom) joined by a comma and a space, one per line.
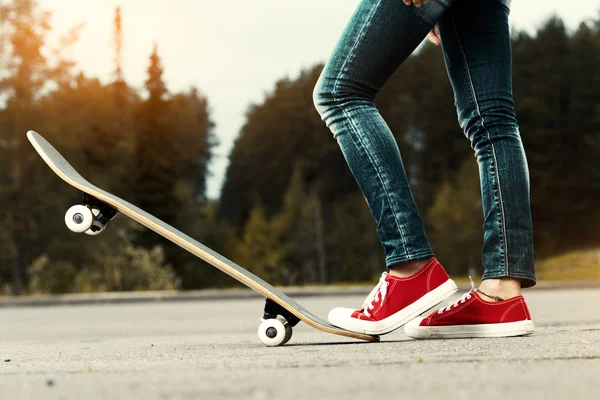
403, 0, 429, 8
427, 24, 441, 46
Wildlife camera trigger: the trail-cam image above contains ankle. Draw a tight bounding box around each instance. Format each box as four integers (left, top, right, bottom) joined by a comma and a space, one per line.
389, 257, 433, 278
478, 278, 522, 301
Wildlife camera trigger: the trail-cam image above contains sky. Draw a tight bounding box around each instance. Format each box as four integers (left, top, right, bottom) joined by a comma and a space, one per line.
37, 0, 598, 199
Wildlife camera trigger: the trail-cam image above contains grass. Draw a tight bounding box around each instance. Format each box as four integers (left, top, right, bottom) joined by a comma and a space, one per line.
536, 248, 600, 281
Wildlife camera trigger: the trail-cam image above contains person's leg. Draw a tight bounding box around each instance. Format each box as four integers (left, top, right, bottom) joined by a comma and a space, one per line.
314, 0, 455, 272
437, 0, 535, 290
405, 0, 535, 339
314, 0, 459, 335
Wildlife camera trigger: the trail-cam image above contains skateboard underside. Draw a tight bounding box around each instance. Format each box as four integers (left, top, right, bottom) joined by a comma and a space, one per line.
27, 131, 379, 346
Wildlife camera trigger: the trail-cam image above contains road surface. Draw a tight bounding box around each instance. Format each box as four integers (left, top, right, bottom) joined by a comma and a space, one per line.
1, 289, 599, 399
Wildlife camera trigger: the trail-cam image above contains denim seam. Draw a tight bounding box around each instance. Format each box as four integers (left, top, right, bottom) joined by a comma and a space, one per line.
332, 0, 409, 259
450, 13, 509, 276
386, 250, 434, 267
482, 270, 536, 283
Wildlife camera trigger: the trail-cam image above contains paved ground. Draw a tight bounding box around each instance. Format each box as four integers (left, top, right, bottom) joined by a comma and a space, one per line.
1, 289, 599, 400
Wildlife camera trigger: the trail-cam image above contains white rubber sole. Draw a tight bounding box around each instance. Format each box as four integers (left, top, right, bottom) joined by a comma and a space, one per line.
328, 279, 458, 335
404, 318, 535, 339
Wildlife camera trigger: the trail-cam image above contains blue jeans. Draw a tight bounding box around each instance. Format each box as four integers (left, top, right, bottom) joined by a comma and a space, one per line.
314, 0, 535, 287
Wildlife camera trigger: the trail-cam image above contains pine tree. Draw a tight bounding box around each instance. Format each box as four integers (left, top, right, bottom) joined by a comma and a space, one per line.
132, 44, 177, 228
427, 158, 483, 276
271, 166, 322, 284
129, 44, 218, 288
233, 200, 285, 283
112, 6, 126, 116
326, 193, 383, 283
0, 0, 75, 294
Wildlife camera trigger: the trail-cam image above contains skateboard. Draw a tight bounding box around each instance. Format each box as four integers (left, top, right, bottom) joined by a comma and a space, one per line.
27, 131, 379, 346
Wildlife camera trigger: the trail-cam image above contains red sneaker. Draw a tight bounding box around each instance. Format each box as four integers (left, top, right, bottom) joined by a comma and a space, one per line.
328, 258, 458, 335
405, 283, 534, 339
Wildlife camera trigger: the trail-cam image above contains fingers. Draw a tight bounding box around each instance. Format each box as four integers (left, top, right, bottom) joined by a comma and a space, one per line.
403, 0, 429, 8
426, 24, 441, 46
402, 1, 439, 45
427, 30, 441, 46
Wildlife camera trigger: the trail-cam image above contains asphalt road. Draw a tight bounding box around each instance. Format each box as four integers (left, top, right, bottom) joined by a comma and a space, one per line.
1, 288, 599, 400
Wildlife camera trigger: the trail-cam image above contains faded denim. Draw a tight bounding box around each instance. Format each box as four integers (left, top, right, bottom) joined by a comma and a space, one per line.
314, 0, 535, 287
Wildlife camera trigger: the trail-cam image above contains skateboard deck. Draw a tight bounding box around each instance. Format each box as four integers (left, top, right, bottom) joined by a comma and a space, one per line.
27, 131, 379, 346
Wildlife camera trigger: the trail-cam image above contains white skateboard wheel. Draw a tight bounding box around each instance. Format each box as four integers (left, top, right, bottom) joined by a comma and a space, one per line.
276, 316, 293, 345
85, 221, 106, 236
282, 325, 293, 345
65, 205, 93, 233
85, 209, 106, 235
258, 318, 287, 347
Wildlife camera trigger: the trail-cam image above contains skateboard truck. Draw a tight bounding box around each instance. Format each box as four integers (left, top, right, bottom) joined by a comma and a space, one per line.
64, 193, 119, 236
262, 298, 300, 327
258, 298, 300, 347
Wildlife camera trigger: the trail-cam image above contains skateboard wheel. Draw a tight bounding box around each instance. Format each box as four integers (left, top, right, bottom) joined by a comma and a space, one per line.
65, 205, 93, 233
85, 222, 105, 236
283, 325, 293, 345
276, 316, 293, 345
258, 318, 287, 347
85, 228, 104, 236
85, 209, 106, 235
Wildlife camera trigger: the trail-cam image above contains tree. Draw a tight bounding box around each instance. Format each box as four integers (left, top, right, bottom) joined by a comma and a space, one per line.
132, 44, 179, 237
0, 0, 218, 294
233, 200, 285, 284
271, 166, 325, 284
427, 158, 483, 276
27, 220, 180, 294
112, 6, 127, 125
326, 193, 383, 283
0, 0, 77, 294
219, 66, 354, 228
166, 89, 217, 199
130, 44, 218, 288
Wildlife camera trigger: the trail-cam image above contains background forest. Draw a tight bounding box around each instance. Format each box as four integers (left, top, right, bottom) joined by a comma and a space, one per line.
1, 1, 599, 295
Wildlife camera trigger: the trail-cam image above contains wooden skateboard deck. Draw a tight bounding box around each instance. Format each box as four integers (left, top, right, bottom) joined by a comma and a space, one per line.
27, 131, 379, 346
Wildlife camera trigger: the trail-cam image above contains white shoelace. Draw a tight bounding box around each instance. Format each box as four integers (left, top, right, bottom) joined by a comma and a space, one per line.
361, 272, 390, 318
438, 276, 476, 314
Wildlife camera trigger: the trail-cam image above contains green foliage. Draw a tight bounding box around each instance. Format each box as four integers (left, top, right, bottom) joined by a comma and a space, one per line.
270, 166, 330, 284
0, 0, 215, 294
27, 222, 180, 294
232, 200, 285, 284
326, 194, 383, 283
129, 46, 216, 286
219, 67, 354, 227
77, 243, 179, 293
27, 256, 77, 294
170, 185, 239, 289
512, 18, 600, 256
427, 158, 483, 276
0, 0, 76, 294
